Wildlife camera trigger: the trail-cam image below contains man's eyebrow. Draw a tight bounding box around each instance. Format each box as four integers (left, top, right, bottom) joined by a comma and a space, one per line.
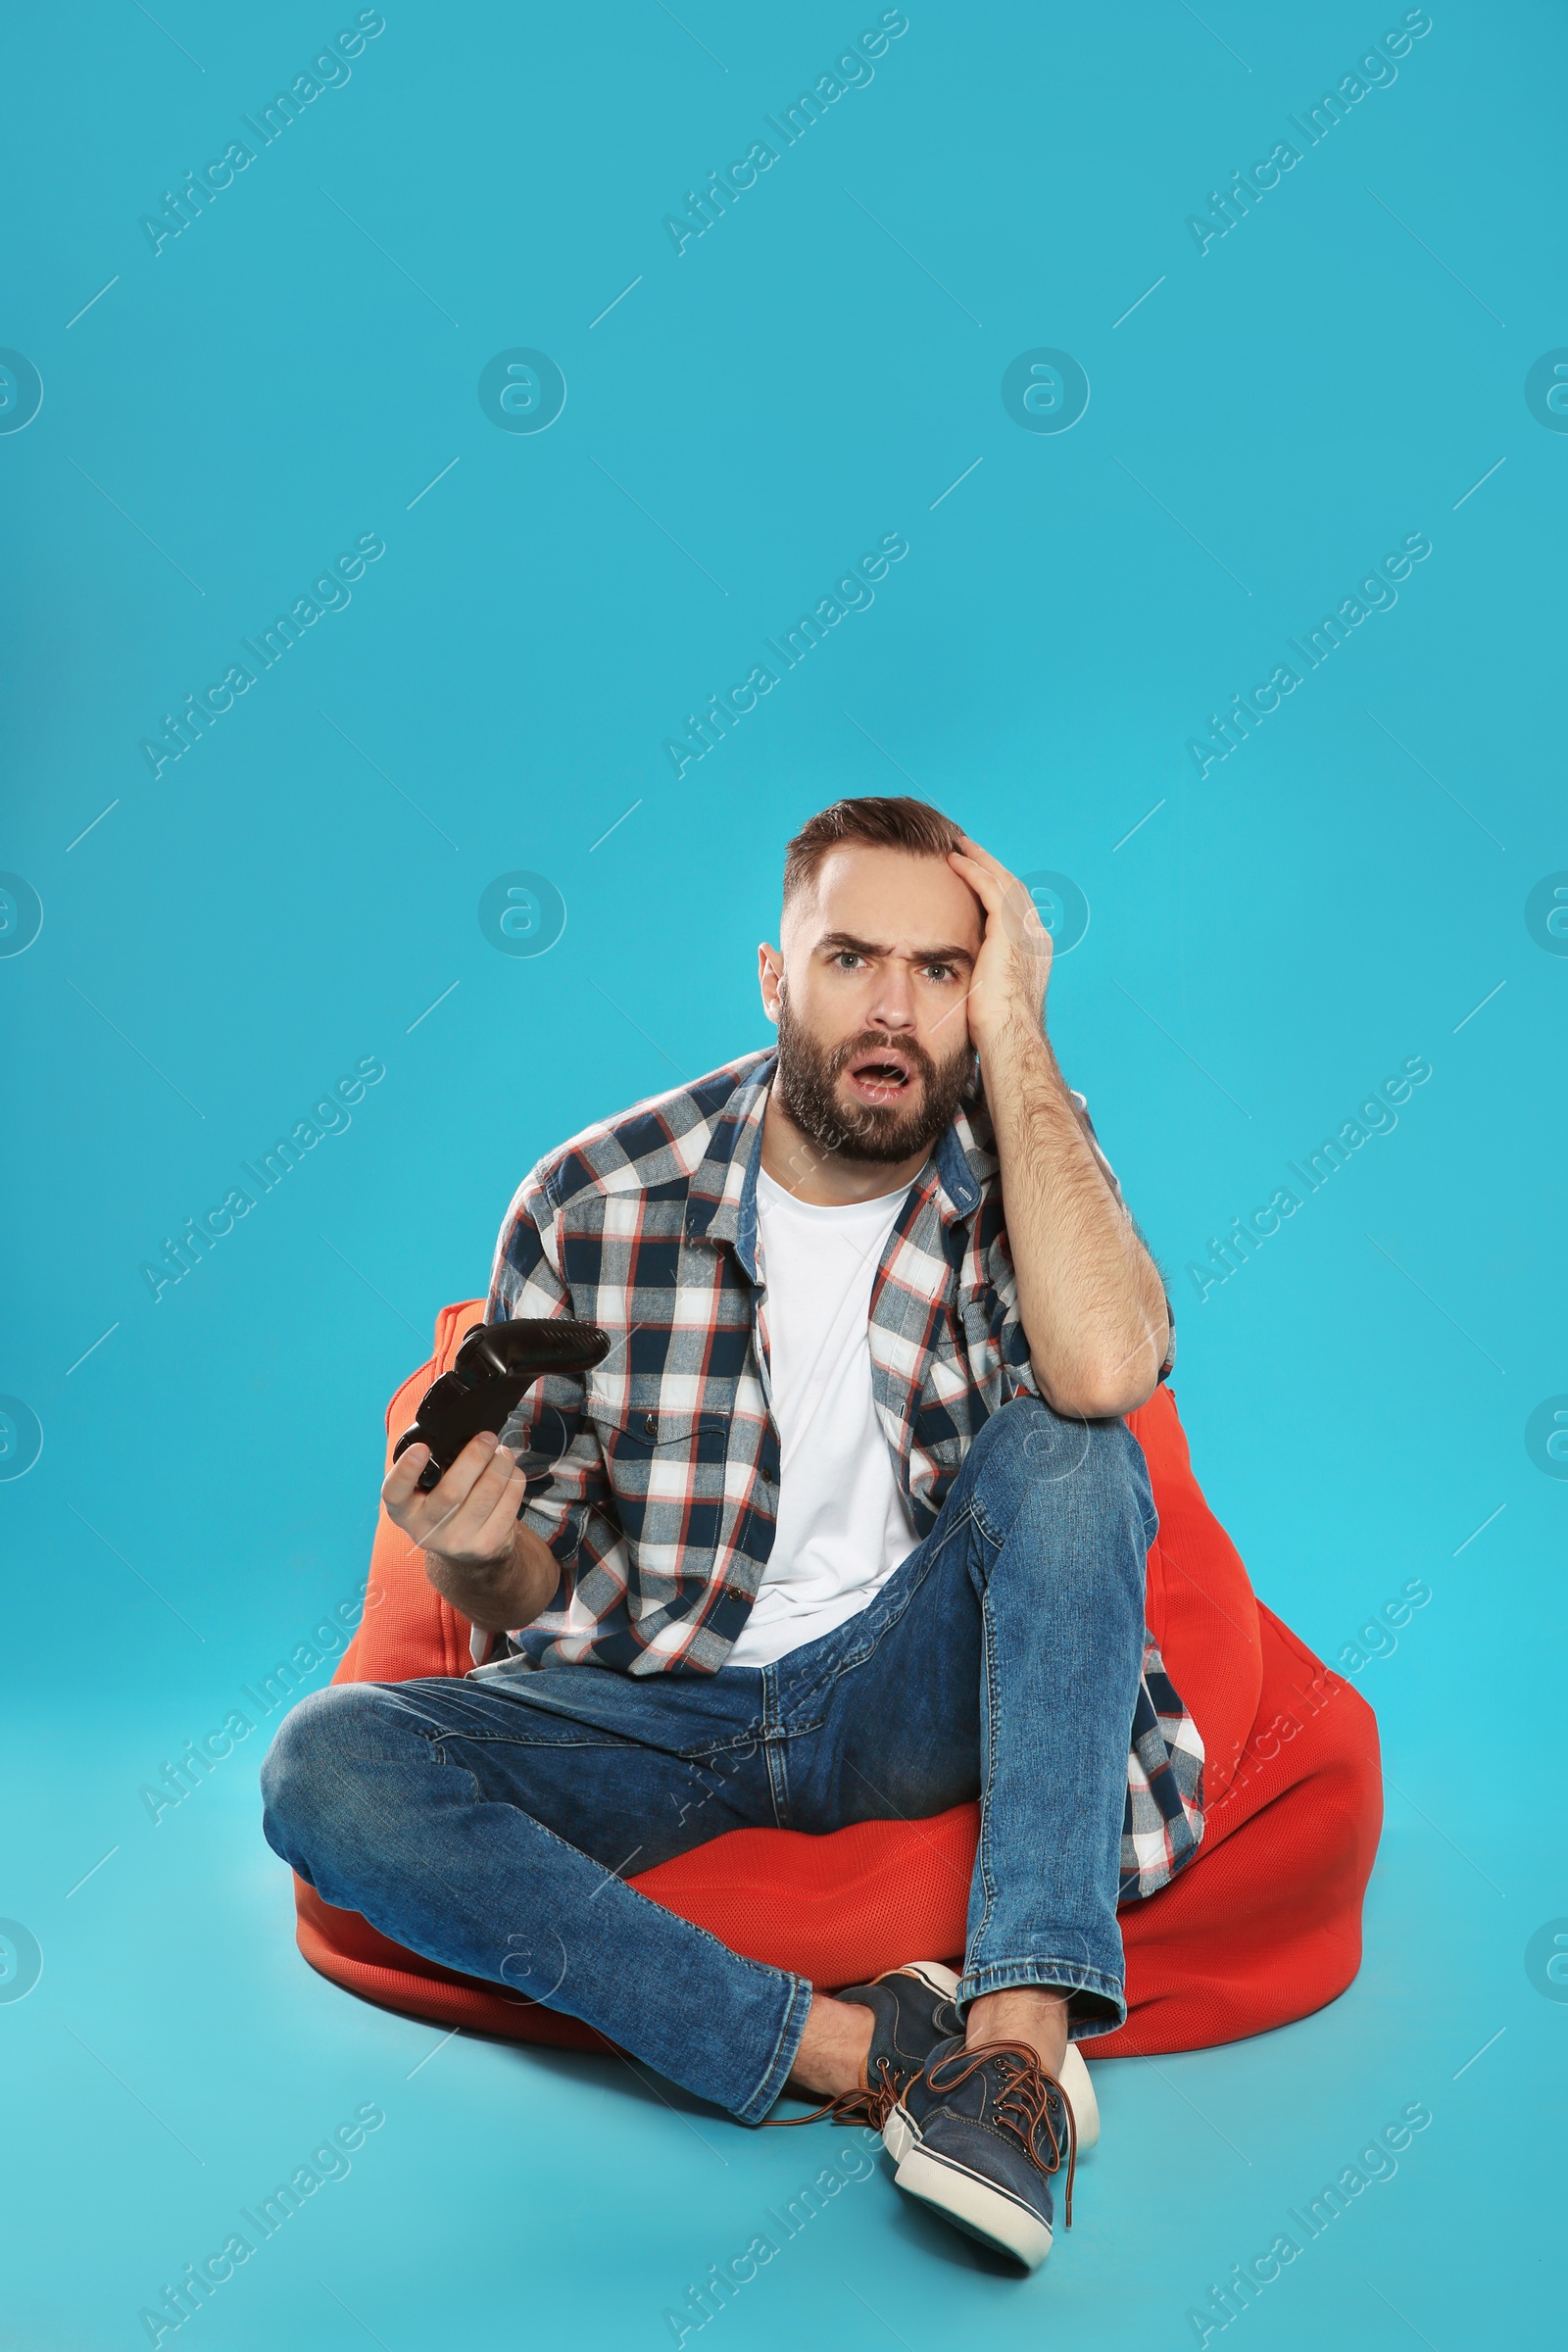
815, 930, 974, 966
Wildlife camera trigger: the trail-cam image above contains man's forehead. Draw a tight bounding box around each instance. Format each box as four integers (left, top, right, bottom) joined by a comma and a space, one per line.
786, 844, 981, 948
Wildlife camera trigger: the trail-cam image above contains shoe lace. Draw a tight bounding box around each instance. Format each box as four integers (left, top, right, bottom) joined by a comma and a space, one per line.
763, 2053, 906, 2133
923, 2039, 1077, 2228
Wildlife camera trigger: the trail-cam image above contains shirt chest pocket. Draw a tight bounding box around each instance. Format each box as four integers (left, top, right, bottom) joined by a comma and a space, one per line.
582, 1400, 733, 1521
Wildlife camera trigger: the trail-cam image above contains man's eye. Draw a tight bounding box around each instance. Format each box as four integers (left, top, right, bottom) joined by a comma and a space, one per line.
922, 963, 956, 982
834, 952, 863, 969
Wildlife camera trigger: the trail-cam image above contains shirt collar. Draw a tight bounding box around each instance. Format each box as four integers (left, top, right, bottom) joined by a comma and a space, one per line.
684, 1048, 987, 1279
682, 1052, 772, 1275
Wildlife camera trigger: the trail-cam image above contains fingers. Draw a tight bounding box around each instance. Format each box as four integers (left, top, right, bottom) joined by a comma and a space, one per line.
948, 847, 1004, 911
438, 1429, 508, 1507
951, 850, 1039, 952
382, 1443, 432, 1515
953, 834, 1012, 883
954, 846, 1053, 956
383, 1436, 485, 1539
416, 1433, 525, 1562
958, 843, 1034, 930
384, 1429, 500, 1535
466, 1457, 530, 1562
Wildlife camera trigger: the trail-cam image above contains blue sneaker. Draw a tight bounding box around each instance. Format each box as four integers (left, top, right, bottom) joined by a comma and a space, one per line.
768, 1961, 962, 2131
838, 1961, 963, 2129
883, 2035, 1077, 2270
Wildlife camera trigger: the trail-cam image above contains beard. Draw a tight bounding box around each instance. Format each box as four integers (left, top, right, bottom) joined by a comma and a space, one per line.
773, 998, 975, 1165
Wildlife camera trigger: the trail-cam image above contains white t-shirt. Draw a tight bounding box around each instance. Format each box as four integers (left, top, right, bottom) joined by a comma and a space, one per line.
723, 1168, 921, 1668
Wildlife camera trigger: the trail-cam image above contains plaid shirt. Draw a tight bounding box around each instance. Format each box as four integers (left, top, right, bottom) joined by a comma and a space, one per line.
485, 1047, 1203, 1898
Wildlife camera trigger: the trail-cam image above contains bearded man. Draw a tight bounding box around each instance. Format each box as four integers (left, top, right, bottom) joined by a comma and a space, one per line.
263, 796, 1201, 2271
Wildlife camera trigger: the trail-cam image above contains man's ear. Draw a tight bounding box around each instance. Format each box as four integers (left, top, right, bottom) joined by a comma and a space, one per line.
757, 942, 785, 1025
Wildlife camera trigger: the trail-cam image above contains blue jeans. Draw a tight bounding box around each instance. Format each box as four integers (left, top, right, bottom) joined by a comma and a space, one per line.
261, 1396, 1154, 2125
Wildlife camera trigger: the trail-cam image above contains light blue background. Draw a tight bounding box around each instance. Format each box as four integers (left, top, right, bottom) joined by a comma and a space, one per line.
2, 2, 1563, 2344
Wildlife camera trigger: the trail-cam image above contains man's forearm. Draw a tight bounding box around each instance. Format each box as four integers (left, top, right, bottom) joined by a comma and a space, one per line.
423, 1518, 559, 1634
981, 1016, 1169, 1418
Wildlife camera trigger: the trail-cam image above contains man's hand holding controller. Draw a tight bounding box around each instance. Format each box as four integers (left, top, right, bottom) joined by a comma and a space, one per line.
382, 1431, 559, 1633
378, 1316, 610, 1636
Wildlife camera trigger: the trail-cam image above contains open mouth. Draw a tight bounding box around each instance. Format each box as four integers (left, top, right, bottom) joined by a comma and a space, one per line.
844, 1047, 917, 1106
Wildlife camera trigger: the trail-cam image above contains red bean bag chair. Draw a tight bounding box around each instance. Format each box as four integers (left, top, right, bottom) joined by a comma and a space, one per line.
293, 1300, 1382, 2060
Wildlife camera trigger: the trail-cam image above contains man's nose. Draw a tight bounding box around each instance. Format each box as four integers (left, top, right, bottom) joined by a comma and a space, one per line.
865, 962, 917, 1030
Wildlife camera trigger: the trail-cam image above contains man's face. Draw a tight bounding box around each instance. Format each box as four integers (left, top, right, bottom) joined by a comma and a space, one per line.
760, 845, 983, 1164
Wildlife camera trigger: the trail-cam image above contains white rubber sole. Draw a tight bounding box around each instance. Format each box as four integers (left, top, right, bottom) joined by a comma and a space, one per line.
1059, 2041, 1100, 2151
882, 2034, 1099, 2163
892, 2140, 1054, 2269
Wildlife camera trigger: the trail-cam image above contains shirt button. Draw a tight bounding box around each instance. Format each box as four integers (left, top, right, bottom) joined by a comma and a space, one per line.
643, 1412, 658, 1437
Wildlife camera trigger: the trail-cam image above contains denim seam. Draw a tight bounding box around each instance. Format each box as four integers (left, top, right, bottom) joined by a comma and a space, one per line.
417, 1695, 770, 1767
968, 1492, 1003, 1548
760, 1666, 791, 1828
737, 1970, 814, 2126
969, 1538, 1004, 1956
419, 1728, 627, 1767
402, 1690, 646, 1757
432, 1732, 653, 1751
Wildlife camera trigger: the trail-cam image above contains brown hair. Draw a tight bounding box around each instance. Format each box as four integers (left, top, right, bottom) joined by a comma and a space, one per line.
782, 795, 964, 908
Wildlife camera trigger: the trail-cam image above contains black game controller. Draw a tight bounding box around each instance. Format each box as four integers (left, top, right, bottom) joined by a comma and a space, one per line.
393, 1317, 611, 1492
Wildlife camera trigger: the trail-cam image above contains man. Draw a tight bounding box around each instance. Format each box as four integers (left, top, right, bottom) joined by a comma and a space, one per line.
263, 796, 1202, 2271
